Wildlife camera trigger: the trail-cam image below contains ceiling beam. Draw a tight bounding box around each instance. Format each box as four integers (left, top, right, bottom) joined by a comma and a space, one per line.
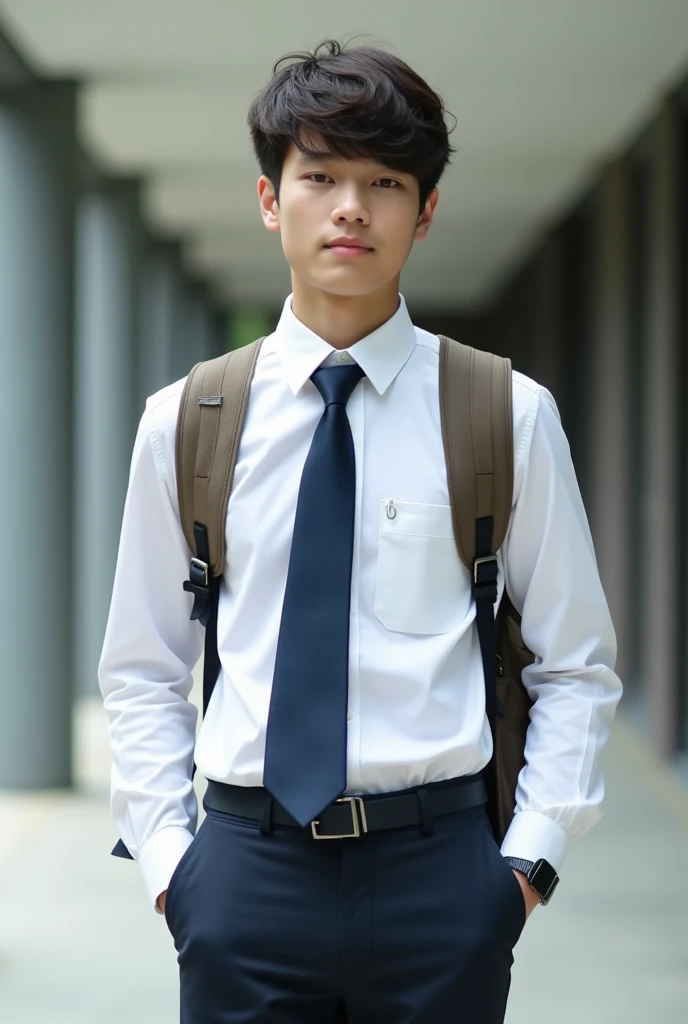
0, 24, 34, 86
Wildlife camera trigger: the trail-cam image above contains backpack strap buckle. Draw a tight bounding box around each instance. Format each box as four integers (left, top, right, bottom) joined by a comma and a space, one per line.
183, 555, 212, 625
473, 555, 499, 602
189, 556, 209, 588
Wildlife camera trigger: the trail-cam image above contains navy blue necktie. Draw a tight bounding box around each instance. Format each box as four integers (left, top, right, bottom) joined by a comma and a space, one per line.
263, 362, 365, 827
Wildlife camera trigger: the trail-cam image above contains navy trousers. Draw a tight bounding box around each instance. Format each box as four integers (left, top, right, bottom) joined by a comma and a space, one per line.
164, 782, 526, 1023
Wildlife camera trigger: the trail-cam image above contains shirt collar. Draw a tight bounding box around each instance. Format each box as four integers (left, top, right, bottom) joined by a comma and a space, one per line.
268, 293, 417, 397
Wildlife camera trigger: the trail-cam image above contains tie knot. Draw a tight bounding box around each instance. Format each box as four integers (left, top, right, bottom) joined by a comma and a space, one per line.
311, 363, 365, 408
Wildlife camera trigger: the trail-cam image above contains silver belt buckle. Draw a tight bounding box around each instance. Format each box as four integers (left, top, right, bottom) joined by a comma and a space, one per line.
311, 796, 368, 839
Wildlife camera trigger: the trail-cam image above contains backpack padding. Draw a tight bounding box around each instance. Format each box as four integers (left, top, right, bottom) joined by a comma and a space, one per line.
438, 336, 513, 568
175, 338, 265, 576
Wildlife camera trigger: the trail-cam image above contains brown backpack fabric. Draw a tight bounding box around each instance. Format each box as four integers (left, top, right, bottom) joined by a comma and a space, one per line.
111, 333, 535, 860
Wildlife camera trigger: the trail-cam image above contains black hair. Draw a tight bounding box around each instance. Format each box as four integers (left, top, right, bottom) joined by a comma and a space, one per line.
247, 39, 456, 210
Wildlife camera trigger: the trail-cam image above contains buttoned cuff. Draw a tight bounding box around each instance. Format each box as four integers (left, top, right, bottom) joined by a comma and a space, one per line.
138, 825, 195, 915
499, 810, 569, 872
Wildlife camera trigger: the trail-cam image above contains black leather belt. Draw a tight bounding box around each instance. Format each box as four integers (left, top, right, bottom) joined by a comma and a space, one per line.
203, 775, 487, 839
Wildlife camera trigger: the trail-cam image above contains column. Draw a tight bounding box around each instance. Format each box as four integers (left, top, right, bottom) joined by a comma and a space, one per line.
211, 306, 230, 357
0, 82, 77, 787
640, 98, 682, 756
530, 231, 565, 402
170, 268, 197, 383
588, 159, 633, 687
73, 178, 143, 698
138, 238, 182, 403
185, 278, 213, 366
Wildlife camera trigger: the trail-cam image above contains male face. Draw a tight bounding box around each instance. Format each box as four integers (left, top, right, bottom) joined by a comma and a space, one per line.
258, 139, 438, 299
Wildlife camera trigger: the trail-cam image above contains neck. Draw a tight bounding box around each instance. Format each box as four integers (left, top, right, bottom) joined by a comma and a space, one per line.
290, 278, 401, 349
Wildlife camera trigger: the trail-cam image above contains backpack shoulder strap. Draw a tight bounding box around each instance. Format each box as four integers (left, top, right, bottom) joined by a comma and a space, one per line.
109, 338, 264, 862
177, 337, 265, 732
438, 335, 513, 569
439, 334, 514, 836
175, 337, 264, 595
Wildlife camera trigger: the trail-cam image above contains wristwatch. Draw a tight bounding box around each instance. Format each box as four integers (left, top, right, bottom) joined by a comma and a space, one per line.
504, 857, 559, 905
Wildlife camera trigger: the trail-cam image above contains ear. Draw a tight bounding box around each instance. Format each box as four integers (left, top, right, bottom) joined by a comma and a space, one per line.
414, 187, 439, 241
257, 176, 280, 233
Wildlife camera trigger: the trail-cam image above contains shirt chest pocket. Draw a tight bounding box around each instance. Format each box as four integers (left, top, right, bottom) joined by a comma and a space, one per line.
373, 500, 470, 634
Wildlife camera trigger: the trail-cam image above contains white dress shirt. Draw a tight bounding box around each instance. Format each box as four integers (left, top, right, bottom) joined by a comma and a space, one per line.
98, 293, 623, 914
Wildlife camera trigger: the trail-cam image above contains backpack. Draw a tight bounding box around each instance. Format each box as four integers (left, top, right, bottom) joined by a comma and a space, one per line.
111, 335, 535, 859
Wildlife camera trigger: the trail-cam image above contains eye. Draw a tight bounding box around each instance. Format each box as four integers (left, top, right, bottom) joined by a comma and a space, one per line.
306, 173, 332, 184
375, 178, 400, 188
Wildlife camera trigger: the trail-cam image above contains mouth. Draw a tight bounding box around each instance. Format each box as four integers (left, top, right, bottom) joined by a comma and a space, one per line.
324, 238, 374, 256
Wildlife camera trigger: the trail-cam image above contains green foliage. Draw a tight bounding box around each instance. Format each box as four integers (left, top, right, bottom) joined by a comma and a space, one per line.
230, 308, 273, 350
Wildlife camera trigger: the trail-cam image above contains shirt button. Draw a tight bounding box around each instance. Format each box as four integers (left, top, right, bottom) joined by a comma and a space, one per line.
336, 352, 348, 363
347, 711, 354, 721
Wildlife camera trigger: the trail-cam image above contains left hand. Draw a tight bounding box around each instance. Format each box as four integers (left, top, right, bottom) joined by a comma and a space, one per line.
512, 869, 541, 921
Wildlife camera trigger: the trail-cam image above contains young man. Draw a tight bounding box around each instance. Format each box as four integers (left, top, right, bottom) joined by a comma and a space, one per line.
99, 40, 622, 1023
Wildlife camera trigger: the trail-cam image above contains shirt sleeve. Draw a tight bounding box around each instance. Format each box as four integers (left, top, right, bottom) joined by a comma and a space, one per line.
499, 385, 623, 872
98, 395, 205, 914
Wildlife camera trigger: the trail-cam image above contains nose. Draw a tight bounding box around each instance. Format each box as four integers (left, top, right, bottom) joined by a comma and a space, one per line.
331, 186, 370, 226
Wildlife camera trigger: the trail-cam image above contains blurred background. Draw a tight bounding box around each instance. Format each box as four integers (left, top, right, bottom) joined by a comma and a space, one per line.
1, 2, 687, 1021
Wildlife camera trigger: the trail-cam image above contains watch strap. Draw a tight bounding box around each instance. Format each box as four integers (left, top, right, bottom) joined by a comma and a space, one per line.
504, 857, 534, 875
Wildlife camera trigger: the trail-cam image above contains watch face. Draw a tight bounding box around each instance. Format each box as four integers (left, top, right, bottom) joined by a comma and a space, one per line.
531, 859, 559, 901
